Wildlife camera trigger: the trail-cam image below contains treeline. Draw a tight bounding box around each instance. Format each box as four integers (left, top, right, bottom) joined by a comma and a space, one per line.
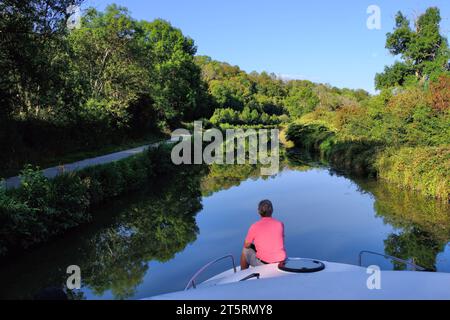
287, 8, 450, 201
0, 1, 372, 174
1, 2, 448, 202
0, 1, 211, 174
195, 56, 369, 128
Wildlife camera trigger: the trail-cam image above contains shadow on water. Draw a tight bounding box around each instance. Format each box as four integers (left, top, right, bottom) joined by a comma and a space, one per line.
201, 149, 450, 272
0, 165, 205, 300
0, 148, 449, 299
358, 179, 450, 271
286, 149, 450, 272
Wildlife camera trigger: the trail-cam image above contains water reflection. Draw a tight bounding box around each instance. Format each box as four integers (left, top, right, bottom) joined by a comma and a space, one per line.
0, 149, 448, 300
358, 180, 450, 271
0, 165, 204, 300
287, 150, 450, 271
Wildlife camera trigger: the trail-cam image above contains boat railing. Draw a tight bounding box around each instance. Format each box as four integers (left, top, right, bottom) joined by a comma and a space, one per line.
358, 250, 426, 271
185, 254, 237, 290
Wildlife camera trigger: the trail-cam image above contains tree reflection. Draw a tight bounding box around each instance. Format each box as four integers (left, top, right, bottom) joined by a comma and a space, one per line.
384, 229, 442, 271
0, 165, 204, 300
80, 166, 204, 299
1, 149, 449, 300
285, 148, 450, 271
201, 149, 313, 197
355, 180, 450, 271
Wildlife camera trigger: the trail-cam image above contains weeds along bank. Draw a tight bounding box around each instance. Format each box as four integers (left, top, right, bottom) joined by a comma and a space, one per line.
0, 145, 184, 257
375, 147, 449, 201
287, 123, 449, 201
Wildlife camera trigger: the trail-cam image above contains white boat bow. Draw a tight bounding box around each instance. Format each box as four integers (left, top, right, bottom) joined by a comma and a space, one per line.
145, 255, 450, 300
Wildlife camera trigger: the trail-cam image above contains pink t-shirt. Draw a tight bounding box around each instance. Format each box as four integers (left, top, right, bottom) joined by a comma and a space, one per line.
245, 217, 287, 263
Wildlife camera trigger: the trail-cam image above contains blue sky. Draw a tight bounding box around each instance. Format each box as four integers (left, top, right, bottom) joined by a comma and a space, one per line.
83, 0, 450, 93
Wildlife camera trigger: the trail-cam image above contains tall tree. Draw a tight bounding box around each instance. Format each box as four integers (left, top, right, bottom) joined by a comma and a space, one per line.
68, 5, 149, 127
284, 82, 319, 118
375, 7, 450, 90
138, 19, 206, 127
0, 0, 83, 120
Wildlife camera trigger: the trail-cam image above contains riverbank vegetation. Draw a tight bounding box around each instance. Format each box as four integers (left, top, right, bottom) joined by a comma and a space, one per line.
0, 1, 211, 176
0, 145, 180, 257
1, 1, 448, 259
195, 55, 367, 129
286, 8, 449, 201
0, 164, 203, 299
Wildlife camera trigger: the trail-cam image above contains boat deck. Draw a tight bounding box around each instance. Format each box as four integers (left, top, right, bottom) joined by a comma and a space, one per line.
147, 260, 450, 300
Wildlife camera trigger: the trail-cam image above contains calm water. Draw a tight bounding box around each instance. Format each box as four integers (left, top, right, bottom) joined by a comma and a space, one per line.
1, 151, 449, 300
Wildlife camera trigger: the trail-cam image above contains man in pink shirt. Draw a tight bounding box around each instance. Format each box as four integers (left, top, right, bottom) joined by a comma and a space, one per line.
240, 200, 287, 269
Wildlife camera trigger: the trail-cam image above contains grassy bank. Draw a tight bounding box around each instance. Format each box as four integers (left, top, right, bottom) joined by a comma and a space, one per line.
0, 144, 175, 257
286, 123, 450, 201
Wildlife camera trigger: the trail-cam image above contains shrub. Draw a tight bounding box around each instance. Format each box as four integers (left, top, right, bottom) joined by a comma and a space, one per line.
375, 147, 450, 200
286, 121, 449, 200
18, 165, 52, 209
0, 144, 174, 257
428, 74, 450, 113
49, 174, 91, 231
286, 123, 335, 152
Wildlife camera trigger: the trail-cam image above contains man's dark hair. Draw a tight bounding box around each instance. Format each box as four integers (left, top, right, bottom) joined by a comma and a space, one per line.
258, 200, 273, 217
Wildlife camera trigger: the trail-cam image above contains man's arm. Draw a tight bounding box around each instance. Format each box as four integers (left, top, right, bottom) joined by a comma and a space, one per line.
243, 241, 252, 249
241, 225, 255, 270
244, 225, 255, 249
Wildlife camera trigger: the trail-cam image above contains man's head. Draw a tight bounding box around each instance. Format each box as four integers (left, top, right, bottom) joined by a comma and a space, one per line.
258, 200, 273, 217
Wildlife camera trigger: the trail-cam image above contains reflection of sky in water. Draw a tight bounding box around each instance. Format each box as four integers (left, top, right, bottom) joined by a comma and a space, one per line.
1, 164, 448, 300
436, 245, 450, 273
127, 168, 399, 300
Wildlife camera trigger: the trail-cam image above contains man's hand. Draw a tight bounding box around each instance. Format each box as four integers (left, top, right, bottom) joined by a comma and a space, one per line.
241, 241, 252, 270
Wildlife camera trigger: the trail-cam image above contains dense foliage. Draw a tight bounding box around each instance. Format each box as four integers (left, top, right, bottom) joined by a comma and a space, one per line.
0, 162, 203, 299
286, 8, 449, 201
195, 56, 368, 128
375, 7, 450, 89
0, 1, 371, 173
204, 155, 450, 272
0, 145, 176, 256
1, 2, 448, 264
0, 1, 208, 174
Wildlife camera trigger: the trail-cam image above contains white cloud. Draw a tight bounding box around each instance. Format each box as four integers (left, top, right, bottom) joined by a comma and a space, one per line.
277, 73, 307, 81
